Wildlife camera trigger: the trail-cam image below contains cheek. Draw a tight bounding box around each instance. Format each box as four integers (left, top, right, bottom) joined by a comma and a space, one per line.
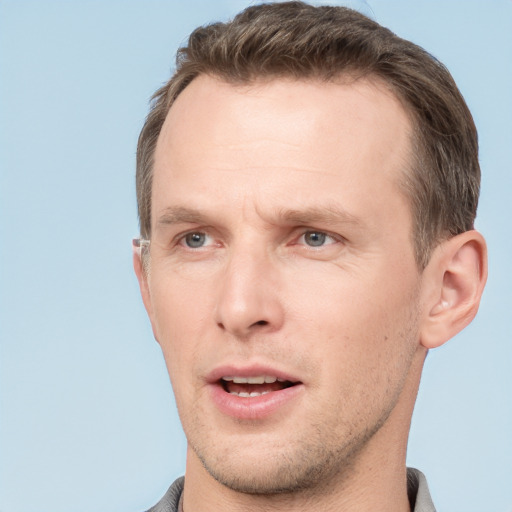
287, 264, 420, 378
150, 275, 213, 373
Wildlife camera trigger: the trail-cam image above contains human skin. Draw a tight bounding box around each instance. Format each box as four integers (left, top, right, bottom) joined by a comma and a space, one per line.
134, 76, 487, 512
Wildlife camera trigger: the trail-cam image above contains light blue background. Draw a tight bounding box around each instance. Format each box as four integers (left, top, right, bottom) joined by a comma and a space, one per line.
1, 1, 511, 511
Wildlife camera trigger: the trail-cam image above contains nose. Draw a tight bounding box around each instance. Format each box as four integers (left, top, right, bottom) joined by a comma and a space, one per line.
214, 245, 284, 339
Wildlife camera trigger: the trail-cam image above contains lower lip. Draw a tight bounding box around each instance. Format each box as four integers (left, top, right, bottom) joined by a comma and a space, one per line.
208, 382, 304, 420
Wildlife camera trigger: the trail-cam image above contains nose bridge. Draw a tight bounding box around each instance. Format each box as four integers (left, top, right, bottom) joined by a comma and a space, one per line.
214, 238, 283, 337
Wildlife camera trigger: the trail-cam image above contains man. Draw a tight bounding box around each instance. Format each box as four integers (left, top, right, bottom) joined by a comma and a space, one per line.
133, 2, 487, 511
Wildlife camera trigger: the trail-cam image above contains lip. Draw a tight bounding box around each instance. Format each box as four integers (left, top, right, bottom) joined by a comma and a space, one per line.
206, 364, 304, 420
206, 364, 301, 384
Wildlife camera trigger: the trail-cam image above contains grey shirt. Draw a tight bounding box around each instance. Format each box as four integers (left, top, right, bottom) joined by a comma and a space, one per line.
146, 467, 435, 512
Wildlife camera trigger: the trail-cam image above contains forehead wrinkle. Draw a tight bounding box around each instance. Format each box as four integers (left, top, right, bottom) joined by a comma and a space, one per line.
184, 164, 343, 178
219, 137, 302, 150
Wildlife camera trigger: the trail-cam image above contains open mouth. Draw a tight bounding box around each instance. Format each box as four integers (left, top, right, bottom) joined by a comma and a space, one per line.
220, 375, 299, 397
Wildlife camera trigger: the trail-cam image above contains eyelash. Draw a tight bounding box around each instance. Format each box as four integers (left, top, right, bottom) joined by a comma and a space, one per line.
178, 231, 216, 249
296, 231, 338, 248
174, 229, 342, 250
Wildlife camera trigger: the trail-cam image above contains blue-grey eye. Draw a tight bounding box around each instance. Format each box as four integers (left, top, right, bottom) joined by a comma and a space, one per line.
304, 231, 327, 247
185, 232, 206, 248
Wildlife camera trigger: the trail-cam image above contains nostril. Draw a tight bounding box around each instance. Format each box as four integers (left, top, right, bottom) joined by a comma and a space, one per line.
253, 320, 268, 327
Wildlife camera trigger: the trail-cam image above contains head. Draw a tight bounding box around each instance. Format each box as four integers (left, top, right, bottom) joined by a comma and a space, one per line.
137, 0, 480, 270
133, 1, 486, 501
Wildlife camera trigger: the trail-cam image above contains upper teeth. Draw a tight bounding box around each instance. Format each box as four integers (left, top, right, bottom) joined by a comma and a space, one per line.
222, 375, 285, 384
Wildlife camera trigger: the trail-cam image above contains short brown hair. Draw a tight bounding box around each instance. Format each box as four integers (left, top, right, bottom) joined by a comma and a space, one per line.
136, 1, 479, 268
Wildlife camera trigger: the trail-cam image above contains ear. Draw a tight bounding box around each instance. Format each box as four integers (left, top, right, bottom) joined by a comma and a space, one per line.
420, 230, 487, 349
132, 241, 157, 334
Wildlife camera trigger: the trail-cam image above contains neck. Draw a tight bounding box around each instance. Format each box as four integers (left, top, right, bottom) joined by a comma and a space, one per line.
182, 349, 426, 512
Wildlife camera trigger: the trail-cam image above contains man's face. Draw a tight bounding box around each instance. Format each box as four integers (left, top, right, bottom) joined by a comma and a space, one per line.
140, 75, 426, 493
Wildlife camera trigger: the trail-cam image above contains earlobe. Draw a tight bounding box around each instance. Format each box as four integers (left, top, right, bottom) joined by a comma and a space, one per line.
420, 230, 487, 349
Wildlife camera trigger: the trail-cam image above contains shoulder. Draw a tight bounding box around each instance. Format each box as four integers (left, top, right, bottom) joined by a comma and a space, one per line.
144, 476, 184, 512
407, 467, 436, 512
146, 471, 434, 511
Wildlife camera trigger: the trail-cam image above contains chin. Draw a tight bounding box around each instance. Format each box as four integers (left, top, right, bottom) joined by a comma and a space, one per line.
190, 430, 365, 496
199, 456, 328, 495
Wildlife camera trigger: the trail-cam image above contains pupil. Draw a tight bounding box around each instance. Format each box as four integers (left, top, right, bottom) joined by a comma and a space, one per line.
186, 232, 205, 248
306, 231, 326, 247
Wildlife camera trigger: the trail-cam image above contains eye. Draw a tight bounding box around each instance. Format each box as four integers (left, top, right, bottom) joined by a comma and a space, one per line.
180, 231, 212, 248
299, 230, 337, 247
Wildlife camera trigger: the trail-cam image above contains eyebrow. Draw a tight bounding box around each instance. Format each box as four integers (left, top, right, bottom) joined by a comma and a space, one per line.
156, 206, 208, 227
277, 205, 362, 227
156, 204, 362, 229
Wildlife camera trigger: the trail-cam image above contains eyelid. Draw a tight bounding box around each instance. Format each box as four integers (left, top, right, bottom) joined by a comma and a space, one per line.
167, 226, 344, 250
294, 228, 344, 246
174, 228, 219, 249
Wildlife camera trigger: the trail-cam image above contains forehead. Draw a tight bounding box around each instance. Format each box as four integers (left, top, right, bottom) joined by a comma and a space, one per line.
157, 74, 412, 158
152, 75, 413, 228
